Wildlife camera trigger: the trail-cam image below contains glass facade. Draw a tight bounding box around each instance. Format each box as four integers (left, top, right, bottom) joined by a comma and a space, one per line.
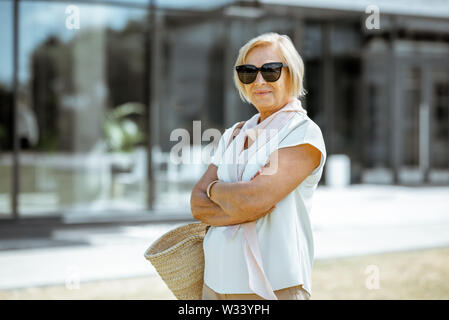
362, 37, 393, 184
0, 1, 13, 217
16, 1, 148, 216
432, 68, 449, 170
1, 0, 236, 218
153, 18, 226, 210
402, 66, 421, 167
1, 0, 448, 220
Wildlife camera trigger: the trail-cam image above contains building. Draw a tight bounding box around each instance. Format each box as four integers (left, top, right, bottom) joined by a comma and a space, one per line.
0, 0, 448, 221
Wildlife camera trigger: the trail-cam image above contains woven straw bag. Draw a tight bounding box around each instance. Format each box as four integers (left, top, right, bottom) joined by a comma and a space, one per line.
144, 121, 245, 299
144, 222, 210, 300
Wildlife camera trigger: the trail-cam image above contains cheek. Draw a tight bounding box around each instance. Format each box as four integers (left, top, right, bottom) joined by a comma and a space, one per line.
279, 77, 291, 97
273, 82, 286, 98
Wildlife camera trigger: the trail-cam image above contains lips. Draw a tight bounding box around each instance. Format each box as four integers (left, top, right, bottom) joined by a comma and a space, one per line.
254, 90, 271, 95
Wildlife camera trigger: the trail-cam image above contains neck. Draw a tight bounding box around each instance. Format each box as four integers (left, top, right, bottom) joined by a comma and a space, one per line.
258, 111, 273, 123
257, 97, 296, 123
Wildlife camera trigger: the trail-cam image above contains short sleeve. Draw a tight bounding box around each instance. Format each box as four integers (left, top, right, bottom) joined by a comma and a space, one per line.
278, 118, 327, 178
210, 122, 240, 167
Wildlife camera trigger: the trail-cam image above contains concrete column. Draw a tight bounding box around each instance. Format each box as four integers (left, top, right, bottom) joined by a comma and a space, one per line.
420, 64, 431, 183
389, 39, 402, 185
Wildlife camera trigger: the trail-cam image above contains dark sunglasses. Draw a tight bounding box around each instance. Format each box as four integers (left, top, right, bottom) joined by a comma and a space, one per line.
235, 62, 288, 84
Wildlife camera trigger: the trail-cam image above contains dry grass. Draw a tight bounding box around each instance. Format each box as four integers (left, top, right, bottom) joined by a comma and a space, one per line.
311, 247, 449, 300
1, 247, 448, 300
0, 275, 177, 300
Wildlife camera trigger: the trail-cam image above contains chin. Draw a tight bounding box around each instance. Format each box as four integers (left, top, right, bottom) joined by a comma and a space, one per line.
252, 97, 274, 108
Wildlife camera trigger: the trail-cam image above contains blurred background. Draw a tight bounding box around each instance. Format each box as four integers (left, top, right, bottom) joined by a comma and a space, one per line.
0, 0, 448, 300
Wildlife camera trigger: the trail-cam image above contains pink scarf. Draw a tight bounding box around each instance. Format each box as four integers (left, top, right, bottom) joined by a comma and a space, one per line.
222, 97, 306, 300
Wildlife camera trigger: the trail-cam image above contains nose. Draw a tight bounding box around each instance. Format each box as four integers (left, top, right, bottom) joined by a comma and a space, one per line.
253, 70, 266, 84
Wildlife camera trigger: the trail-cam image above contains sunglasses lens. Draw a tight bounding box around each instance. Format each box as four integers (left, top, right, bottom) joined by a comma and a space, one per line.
236, 66, 257, 84
236, 63, 285, 84
261, 63, 282, 82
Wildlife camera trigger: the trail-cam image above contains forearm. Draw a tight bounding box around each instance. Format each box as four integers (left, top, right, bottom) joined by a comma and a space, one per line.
190, 188, 238, 226
193, 204, 232, 226
209, 180, 272, 223
191, 185, 266, 226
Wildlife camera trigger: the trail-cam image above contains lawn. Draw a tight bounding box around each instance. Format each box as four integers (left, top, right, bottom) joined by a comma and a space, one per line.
1, 247, 448, 300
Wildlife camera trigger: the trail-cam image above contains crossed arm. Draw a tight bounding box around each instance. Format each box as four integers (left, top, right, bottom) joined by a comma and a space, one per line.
190, 143, 322, 227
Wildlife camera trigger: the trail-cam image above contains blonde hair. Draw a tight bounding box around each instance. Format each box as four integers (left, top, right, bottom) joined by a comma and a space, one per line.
233, 32, 306, 104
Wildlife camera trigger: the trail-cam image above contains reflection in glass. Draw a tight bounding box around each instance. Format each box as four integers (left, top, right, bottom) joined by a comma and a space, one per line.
360, 42, 393, 184
402, 66, 421, 167
155, 19, 225, 210
431, 70, 449, 171
154, 0, 233, 10
0, 1, 13, 217
18, 2, 148, 215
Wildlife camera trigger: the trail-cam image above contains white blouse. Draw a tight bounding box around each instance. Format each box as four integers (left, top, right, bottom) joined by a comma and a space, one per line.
203, 111, 327, 297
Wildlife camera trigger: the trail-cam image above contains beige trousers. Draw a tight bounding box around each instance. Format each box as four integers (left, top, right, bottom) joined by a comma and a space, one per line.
202, 283, 311, 300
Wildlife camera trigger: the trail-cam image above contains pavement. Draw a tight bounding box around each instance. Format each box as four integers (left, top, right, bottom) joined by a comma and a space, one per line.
0, 184, 448, 290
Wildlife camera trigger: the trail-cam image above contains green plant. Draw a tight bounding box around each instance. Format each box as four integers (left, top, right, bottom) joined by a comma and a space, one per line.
103, 102, 145, 153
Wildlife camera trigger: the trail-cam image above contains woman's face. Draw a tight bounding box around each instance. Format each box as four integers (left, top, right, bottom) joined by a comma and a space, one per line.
244, 44, 292, 117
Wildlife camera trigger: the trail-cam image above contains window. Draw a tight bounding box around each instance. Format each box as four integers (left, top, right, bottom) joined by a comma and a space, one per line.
18, 1, 148, 215
0, 0, 13, 217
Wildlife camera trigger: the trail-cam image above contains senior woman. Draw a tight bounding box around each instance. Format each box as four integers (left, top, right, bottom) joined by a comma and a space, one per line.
190, 32, 326, 300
